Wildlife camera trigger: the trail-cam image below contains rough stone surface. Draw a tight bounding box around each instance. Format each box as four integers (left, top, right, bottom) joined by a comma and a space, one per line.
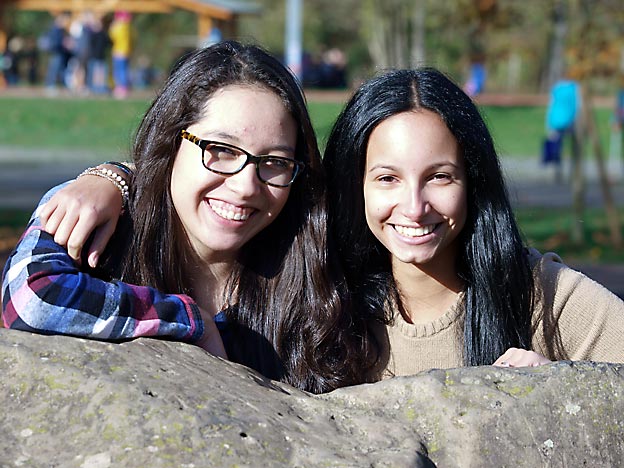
1, 328, 622, 467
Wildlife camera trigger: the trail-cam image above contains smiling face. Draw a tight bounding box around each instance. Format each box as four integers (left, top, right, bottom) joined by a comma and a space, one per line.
363, 110, 467, 275
170, 84, 297, 263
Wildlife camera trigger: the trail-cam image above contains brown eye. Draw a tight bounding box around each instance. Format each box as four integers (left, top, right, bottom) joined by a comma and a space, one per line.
263, 157, 292, 170
207, 144, 239, 161
431, 173, 451, 181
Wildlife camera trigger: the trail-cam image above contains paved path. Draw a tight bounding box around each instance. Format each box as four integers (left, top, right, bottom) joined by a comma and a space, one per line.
1, 146, 623, 297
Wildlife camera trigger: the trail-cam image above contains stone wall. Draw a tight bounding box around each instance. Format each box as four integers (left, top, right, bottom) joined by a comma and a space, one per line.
1, 328, 622, 467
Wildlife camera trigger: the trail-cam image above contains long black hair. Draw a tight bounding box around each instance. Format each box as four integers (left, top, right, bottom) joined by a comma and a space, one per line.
323, 68, 533, 366
122, 41, 380, 392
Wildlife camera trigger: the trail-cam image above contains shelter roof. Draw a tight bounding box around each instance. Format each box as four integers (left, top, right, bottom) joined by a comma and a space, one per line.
1, 0, 261, 18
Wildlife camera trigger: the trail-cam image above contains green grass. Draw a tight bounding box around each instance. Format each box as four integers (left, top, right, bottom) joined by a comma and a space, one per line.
0, 96, 149, 150
482, 105, 613, 158
481, 106, 547, 157
0, 209, 31, 229
517, 207, 624, 263
0, 96, 614, 158
307, 101, 345, 148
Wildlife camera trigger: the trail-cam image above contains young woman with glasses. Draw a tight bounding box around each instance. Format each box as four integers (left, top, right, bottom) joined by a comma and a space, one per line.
1, 41, 383, 393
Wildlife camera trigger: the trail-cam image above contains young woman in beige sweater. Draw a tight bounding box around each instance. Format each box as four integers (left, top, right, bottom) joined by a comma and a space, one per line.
323, 68, 624, 377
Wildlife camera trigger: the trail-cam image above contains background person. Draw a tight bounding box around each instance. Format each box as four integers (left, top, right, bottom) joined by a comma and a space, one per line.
109, 10, 132, 98
87, 15, 112, 94
44, 12, 72, 93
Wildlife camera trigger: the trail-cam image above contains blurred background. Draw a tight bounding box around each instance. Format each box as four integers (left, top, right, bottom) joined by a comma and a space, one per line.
2, 0, 624, 93
0, 0, 623, 295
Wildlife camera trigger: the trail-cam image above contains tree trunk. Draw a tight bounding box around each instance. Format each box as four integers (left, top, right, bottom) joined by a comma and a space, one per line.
570, 122, 585, 245
542, 0, 567, 91
410, 0, 426, 67
582, 87, 623, 249
364, 0, 424, 70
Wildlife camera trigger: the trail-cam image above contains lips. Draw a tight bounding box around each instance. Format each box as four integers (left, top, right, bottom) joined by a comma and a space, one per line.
393, 224, 436, 238
208, 199, 255, 221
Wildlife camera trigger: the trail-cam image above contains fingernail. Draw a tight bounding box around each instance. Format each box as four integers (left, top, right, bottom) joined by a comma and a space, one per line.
89, 252, 99, 268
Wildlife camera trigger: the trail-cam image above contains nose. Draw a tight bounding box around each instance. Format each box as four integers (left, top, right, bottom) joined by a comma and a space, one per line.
226, 162, 263, 198
402, 184, 430, 220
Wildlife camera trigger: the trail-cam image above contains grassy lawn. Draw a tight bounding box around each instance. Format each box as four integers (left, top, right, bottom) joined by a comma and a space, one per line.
1, 95, 622, 264
516, 207, 624, 263
1, 95, 614, 157
0, 96, 149, 151
482, 106, 613, 158
307, 101, 345, 148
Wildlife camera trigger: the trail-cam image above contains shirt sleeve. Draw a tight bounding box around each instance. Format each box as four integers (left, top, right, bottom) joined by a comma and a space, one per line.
531, 249, 624, 363
1, 183, 204, 343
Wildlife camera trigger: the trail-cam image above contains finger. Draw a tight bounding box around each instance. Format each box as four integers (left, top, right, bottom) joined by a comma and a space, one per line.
65, 223, 91, 262
65, 205, 109, 261
42, 202, 67, 236
86, 220, 118, 268
493, 348, 515, 366
53, 211, 81, 251
528, 356, 552, 367
510, 353, 551, 368
39, 200, 57, 227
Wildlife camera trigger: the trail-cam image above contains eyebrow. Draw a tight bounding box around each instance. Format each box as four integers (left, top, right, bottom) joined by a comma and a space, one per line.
204, 131, 296, 154
367, 161, 462, 172
367, 163, 399, 172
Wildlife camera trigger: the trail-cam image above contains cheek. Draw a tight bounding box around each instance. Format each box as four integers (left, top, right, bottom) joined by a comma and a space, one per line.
364, 186, 390, 220
363, 185, 376, 223
456, 198, 468, 232
363, 186, 387, 235
268, 186, 291, 216
445, 189, 468, 229
169, 165, 183, 210
170, 151, 187, 200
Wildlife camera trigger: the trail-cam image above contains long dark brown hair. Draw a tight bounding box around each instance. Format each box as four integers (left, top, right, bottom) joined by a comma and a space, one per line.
323, 68, 534, 366
121, 41, 380, 393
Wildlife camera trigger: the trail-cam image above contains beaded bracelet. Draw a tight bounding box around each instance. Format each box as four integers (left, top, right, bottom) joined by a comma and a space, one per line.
103, 161, 134, 177
77, 166, 130, 210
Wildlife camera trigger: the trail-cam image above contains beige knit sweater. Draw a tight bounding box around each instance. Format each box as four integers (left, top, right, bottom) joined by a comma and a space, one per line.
379, 249, 624, 378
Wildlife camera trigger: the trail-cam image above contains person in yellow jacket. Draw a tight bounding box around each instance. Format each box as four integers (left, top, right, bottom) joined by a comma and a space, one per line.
109, 10, 131, 98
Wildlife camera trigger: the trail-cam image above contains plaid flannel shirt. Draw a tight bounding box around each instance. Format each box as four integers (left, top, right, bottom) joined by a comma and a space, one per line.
1, 183, 205, 343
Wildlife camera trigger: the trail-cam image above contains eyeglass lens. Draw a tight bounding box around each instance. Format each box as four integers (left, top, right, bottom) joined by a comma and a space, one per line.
204, 143, 297, 186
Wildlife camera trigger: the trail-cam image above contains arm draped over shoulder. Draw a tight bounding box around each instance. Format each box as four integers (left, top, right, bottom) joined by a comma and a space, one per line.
1, 183, 204, 343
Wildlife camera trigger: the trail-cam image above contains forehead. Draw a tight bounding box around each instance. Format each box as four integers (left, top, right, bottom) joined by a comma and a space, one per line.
195, 84, 297, 148
366, 110, 461, 167
201, 84, 286, 117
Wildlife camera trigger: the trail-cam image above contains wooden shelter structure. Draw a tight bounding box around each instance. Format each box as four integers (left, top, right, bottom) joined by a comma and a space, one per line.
0, 0, 261, 51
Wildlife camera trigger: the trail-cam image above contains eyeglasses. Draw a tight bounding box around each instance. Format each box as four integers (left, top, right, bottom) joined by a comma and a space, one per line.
181, 130, 305, 188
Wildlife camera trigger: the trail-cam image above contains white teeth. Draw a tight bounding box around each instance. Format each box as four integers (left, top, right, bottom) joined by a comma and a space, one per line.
394, 224, 434, 237
210, 204, 251, 221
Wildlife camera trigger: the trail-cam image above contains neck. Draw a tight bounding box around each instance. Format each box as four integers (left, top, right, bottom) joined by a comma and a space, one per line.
187, 258, 236, 318
391, 251, 464, 324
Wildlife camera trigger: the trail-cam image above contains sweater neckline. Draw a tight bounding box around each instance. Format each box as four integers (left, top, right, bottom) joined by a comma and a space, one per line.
390, 294, 464, 338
